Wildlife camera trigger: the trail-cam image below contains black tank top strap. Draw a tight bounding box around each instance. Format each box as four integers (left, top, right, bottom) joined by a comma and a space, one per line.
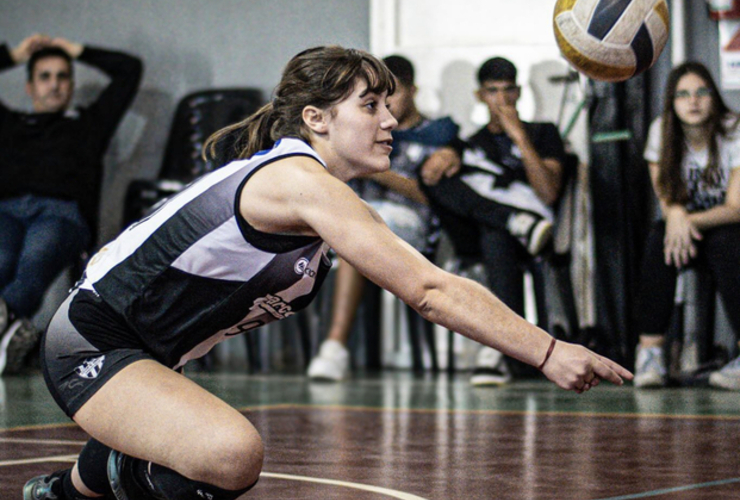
235, 153, 323, 254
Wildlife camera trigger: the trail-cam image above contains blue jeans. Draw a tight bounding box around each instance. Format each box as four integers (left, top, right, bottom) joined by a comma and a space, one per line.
0, 195, 91, 317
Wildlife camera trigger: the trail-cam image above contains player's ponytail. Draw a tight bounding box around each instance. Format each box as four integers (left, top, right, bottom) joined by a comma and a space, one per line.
203, 102, 277, 164
204, 45, 395, 165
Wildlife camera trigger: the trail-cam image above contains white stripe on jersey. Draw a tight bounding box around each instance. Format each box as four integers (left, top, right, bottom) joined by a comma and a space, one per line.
81, 138, 322, 289
171, 217, 277, 281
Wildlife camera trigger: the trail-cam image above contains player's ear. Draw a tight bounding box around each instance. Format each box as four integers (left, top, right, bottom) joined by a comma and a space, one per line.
302, 105, 329, 134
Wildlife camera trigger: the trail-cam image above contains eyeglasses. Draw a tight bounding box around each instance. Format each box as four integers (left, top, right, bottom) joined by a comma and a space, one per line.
674, 87, 712, 100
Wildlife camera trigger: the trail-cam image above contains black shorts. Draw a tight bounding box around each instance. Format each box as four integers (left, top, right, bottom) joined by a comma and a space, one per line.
42, 288, 153, 418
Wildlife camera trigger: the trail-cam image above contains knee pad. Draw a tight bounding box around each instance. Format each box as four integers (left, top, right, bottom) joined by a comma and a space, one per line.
110, 451, 258, 500
147, 463, 258, 500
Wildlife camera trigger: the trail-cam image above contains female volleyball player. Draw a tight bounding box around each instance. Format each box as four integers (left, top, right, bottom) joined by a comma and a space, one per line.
633, 62, 740, 389
25, 46, 632, 500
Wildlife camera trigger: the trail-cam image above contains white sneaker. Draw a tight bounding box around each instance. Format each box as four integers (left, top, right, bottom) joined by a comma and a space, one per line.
470, 346, 511, 386
634, 345, 666, 388
307, 340, 349, 382
0, 318, 39, 376
506, 211, 553, 256
709, 355, 740, 391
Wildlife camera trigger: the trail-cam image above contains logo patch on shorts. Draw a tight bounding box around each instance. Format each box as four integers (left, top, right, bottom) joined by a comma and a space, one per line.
75, 355, 106, 379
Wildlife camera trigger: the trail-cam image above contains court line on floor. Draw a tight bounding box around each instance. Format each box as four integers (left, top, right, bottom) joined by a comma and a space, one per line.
261, 472, 429, 500
237, 403, 740, 422
0, 454, 77, 467
594, 477, 740, 499
0, 437, 87, 446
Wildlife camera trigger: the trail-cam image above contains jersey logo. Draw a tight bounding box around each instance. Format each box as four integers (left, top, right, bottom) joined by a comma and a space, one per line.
294, 257, 309, 275
75, 355, 106, 379
294, 257, 317, 278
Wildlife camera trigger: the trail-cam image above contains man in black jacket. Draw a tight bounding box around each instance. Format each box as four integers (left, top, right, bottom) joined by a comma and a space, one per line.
0, 34, 142, 375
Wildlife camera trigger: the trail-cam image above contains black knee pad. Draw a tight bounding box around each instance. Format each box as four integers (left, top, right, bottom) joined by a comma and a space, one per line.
147, 462, 258, 500
76, 438, 114, 496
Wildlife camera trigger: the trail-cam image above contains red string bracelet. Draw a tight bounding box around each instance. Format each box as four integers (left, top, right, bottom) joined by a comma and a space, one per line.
537, 338, 557, 371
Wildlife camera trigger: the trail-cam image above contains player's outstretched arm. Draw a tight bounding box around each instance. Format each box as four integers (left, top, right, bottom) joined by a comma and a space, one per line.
242, 156, 633, 393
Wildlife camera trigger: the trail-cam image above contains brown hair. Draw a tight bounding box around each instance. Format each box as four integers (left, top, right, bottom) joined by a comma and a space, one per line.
204, 45, 395, 164
27, 46, 73, 82
657, 61, 735, 205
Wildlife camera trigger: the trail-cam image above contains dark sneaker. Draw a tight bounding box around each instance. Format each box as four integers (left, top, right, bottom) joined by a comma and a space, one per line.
108, 449, 132, 500
23, 470, 67, 499
0, 318, 39, 375
470, 347, 511, 386
506, 211, 553, 256
108, 449, 161, 500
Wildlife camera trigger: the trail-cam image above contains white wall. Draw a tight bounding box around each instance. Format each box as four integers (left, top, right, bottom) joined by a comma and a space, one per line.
0, 0, 370, 242
371, 0, 589, 162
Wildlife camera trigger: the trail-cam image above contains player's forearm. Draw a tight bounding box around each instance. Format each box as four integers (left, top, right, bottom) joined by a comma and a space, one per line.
415, 271, 551, 368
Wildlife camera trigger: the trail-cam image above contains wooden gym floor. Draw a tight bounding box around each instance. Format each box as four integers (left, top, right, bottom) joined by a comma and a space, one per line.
2, 369, 740, 499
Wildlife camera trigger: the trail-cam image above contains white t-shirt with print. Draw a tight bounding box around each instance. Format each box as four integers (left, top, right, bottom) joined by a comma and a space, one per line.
644, 116, 740, 211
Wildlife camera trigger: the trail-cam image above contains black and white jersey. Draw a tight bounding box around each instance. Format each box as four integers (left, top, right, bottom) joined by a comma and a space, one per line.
78, 138, 332, 369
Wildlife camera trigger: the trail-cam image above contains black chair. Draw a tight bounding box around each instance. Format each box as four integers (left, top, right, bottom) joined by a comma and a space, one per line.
122, 88, 264, 372
123, 88, 264, 226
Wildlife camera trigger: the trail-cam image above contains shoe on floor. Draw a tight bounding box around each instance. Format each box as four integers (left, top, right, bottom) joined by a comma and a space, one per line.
506, 211, 553, 256
634, 345, 666, 388
108, 449, 155, 500
23, 469, 68, 500
0, 317, 39, 376
307, 339, 349, 381
709, 355, 740, 391
470, 346, 511, 386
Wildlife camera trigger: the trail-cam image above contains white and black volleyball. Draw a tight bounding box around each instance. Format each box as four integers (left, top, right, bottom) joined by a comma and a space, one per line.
554, 0, 670, 82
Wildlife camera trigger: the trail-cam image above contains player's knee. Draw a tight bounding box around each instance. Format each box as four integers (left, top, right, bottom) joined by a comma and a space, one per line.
196, 428, 264, 490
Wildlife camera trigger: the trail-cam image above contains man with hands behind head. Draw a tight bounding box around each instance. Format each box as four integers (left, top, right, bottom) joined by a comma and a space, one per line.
0, 34, 142, 375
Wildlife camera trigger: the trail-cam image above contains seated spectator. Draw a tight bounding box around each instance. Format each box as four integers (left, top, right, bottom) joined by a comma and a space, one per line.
0, 34, 142, 375
633, 62, 740, 389
307, 54, 458, 381
420, 56, 565, 386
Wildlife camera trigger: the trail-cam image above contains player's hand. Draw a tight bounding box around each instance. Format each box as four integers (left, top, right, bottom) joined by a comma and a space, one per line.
10, 33, 52, 64
49, 37, 84, 58
420, 147, 460, 186
540, 340, 633, 394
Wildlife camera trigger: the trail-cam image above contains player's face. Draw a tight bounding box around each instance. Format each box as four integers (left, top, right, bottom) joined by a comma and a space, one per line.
673, 73, 713, 128
386, 82, 416, 127
324, 80, 397, 176
26, 56, 74, 113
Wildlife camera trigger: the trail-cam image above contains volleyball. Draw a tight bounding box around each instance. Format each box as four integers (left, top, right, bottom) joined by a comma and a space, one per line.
553, 0, 670, 82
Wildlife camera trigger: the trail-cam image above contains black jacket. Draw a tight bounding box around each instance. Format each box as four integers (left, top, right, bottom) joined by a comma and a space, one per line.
0, 44, 143, 233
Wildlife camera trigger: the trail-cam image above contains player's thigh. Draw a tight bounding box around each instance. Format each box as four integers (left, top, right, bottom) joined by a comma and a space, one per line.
73, 360, 263, 485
